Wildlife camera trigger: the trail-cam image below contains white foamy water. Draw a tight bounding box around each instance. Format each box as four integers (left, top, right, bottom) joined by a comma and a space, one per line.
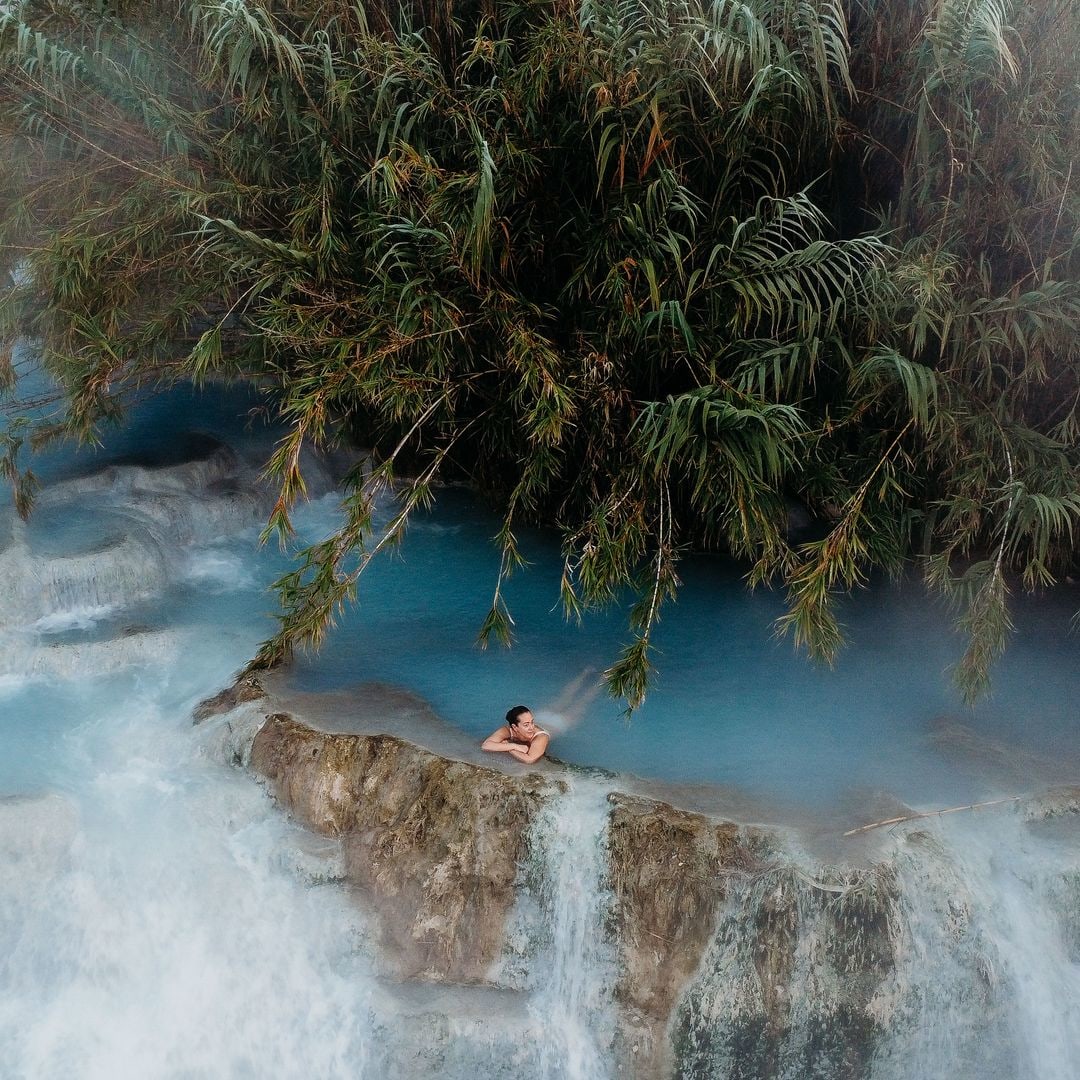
3, 357, 1079, 1077
530, 786, 617, 1080
30, 604, 117, 634
0, 673, 30, 698
0, 390, 390, 1074
182, 548, 257, 591
871, 813, 1080, 1080
0, 430, 622, 1079
0, 700, 381, 1079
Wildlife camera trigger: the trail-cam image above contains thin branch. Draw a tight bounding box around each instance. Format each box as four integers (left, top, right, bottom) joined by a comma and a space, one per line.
843, 794, 1025, 836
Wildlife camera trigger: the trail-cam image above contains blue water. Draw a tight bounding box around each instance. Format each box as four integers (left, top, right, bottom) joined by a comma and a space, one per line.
3, 347, 1080, 1078
0, 359, 281, 795
288, 490, 1080, 808
3, 339, 276, 485
3, 346, 1078, 810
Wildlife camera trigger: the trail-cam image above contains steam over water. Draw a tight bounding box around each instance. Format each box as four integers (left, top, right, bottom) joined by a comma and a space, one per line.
2, 350, 1080, 1076
287, 497, 1080, 812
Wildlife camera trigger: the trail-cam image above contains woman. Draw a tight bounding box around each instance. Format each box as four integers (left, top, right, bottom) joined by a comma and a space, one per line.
481, 705, 550, 764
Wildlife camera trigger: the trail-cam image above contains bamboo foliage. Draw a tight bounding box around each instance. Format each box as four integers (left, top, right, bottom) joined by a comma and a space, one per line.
0, 0, 1077, 710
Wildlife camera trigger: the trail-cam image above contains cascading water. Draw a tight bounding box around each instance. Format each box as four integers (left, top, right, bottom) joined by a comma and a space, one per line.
668, 806, 1080, 1080
529, 785, 617, 1080
2, 347, 1079, 1077
870, 811, 1080, 1080
0, 431, 380, 1076
0, 721, 382, 1079
0, 371, 625, 1078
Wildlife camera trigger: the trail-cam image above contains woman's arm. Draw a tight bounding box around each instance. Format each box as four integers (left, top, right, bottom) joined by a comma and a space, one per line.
481, 725, 527, 753
508, 733, 549, 764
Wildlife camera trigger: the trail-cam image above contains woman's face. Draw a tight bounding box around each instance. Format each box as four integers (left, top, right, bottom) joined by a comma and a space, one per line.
511, 711, 537, 739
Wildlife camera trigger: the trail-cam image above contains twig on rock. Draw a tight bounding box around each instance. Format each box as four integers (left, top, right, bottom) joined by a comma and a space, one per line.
843, 795, 1024, 837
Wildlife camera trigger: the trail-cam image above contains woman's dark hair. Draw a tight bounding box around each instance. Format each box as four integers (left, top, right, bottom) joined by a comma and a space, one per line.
506, 705, 531, 725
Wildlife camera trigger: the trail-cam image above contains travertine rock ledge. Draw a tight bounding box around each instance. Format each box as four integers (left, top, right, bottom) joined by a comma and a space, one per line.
608, 793, 767, 1022
249, 710, 561, 983
193, 678, 905, 1077
197, 677, 1076, 1079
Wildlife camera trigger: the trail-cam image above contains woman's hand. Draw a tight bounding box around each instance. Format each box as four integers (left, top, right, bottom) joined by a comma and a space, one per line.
481, 726, 530, 753
508, 732, 549, 765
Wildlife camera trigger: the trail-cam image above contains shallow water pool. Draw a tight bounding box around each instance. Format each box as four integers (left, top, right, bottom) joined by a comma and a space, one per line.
288, 490, 1080, 810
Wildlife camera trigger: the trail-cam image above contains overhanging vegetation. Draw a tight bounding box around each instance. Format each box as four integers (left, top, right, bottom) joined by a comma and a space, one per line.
1, 0, 1077, 708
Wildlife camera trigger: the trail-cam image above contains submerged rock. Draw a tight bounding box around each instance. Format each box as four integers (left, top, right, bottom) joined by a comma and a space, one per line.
193, 672, 267, 724
30, 628, 181, 679
932, 719, 1080, 789
249, 712, 560, 983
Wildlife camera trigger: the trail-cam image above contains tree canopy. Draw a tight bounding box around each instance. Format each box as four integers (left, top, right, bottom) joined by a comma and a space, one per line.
1, 0, 1078, 709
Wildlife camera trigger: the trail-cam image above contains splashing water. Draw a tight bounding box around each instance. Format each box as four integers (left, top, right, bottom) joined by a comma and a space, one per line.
530, 785, 617, 1079
2, 354, 1080, 1077
872, 812, 1080, 1080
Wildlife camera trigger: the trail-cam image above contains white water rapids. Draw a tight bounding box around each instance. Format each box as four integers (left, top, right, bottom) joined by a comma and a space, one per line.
0, 442, 379, 1076
0, 414, 623, 1078
1, 371, 1079, 1077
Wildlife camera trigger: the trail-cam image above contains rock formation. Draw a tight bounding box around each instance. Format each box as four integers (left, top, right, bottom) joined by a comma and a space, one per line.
604, 792, 900, 1078
607, 793, 767, 1024
196, 680, 917, 1078
0, 436, 344, 681
249, 712, 561, 983
192, 672, 267, 724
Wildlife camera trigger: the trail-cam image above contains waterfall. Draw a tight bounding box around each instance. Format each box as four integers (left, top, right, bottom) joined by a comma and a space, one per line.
669, 807, 1080, 1080
3, 368, 1079, 1078
673, 843, 895, 1079
871, 812, 1080, 1080
0, 534, 167, 630
529, 785, 617, 1080
0, 715, 383, 1079
0, 435, 280, 680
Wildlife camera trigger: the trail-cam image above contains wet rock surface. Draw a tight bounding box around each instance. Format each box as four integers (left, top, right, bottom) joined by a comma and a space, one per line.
229, 686, 907, 1077
605, 793, 765, 1074
249, 711, 559, 983
202, 679, 1080, 1080
1023, 785, 1080, 821
604, 792, 899, 1080
193, 672, 267, 724
607, 794, 767, 1021
0, 436, 335, 681
671, 860, 897, 1080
